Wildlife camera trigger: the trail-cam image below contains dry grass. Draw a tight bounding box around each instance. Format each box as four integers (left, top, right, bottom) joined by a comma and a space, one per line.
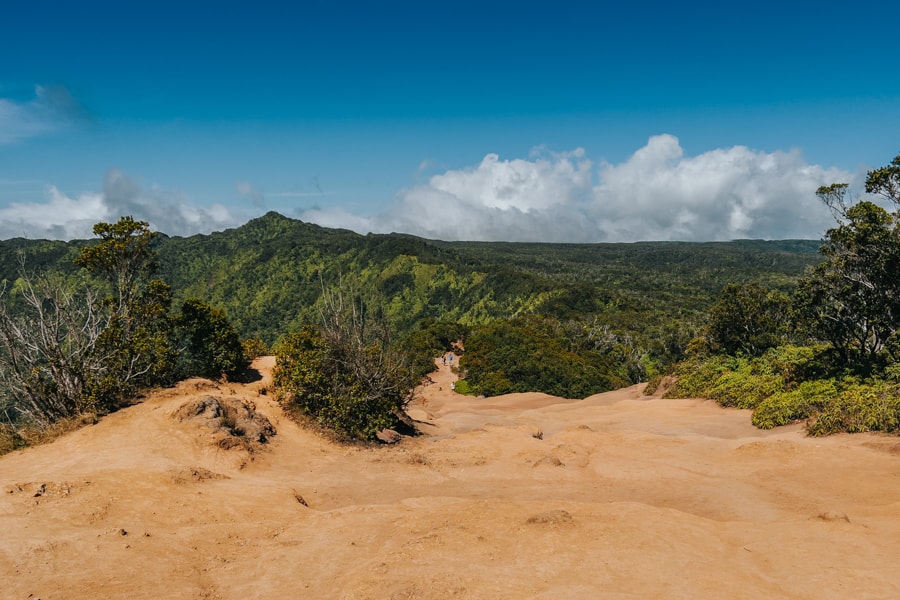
0, 413, 99, 457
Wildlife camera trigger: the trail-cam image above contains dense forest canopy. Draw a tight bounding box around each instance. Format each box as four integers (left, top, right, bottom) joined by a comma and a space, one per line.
1, 212, 822, 351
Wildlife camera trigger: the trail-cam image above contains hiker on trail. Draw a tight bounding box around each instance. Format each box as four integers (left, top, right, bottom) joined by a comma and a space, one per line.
449, 353, 454, 366
442, 354, 446, 365
450, 382, 455, 391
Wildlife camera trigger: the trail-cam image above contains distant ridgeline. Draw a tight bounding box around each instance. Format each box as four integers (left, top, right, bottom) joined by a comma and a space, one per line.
0, 211, 823, 389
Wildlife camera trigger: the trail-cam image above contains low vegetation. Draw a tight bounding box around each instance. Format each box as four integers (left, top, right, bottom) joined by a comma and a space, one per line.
273, 289, 420, 441
664, 153, 900, 435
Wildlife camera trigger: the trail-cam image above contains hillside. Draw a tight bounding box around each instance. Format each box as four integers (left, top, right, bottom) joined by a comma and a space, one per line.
2, 358, 899, 598
2, 211, 823, 349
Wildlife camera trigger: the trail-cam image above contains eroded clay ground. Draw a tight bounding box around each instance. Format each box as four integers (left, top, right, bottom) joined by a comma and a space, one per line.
2, 357, 900, 599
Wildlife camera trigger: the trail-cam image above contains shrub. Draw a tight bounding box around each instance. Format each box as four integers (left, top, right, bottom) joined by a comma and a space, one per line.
708, 369, 782, 409
664, 355, 737, 399
0, 423, 26, 456
242, 337, 269, 360
752, 379, 838, 429
176, 298, 249, 381
453, 379, 475, 395
808, 382, 900, 436
756, 344, 830, 383
461, 316, 629, 399
273, 292, 419, 442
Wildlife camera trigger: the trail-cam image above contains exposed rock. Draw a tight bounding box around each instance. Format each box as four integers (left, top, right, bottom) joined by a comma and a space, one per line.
376, 429, 402, 444
173, 396, 276, 451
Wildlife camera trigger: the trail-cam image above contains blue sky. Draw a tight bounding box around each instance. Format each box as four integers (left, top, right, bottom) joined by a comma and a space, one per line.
2, 0, 899, 241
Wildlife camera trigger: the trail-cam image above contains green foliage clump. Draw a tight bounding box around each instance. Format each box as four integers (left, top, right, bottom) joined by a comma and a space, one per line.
667, 345, 831, 414
752, 380, 838, 429
808, 382, 900, 436
707, 283, 790, 356
461, 316, 630, 399
176, 298, 249, 380
452, 379, 475, 395
241, 337, 269, 360
273, 291, 419, 442
709, 368, 783, 409
665, 354, 736, 399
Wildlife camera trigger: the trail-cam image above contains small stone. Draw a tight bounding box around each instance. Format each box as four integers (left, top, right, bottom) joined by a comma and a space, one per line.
376, 429, 402, 444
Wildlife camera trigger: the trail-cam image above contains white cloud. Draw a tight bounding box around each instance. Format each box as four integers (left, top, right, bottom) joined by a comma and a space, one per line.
0, 169, 244, 240
334, 136, 852, 242
0, 186, 107, 239
0, 136, 859, 242
590, 135, 848, 241
363, 148, 596, 241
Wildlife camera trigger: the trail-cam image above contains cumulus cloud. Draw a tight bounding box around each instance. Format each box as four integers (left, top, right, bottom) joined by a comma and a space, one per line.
339, 136, 852, 242
0, 85, 90, 144
0, 136, 859, 243
590, 135, 848, 241
0, 169, 243, 240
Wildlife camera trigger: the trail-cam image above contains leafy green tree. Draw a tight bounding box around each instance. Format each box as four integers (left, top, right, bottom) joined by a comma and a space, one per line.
75, 216, 159, 315
75, 217, 177, 406
176, 298, 249, 380
707, 283, 790, 356
795, 166, 900, 372
461, 316, 629, 398
401, 318, 468, 377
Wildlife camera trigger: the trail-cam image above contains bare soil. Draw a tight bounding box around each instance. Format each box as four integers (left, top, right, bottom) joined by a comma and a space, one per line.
2, 357, 900, 599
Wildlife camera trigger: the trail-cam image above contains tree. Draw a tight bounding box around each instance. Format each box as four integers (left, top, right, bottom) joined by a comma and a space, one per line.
75, 217, 177, 405
176, 298, 248, 380
0, 268, 107, 424
75, 216, 159, 316
795, 155, 900, 372
707, 283, 790, 356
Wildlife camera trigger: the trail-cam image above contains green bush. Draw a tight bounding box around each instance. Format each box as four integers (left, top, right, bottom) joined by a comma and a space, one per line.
453, 379, 475, 395
752, 379, 838, 429
756, 344, 828, 383
242, 337, 269, 360
708, 369, 782, 409
176, 298, 249, 380
664, 355, 737, 399
461, 316, 630, 399
273, 317, 418, 442
808, 382, 900, 436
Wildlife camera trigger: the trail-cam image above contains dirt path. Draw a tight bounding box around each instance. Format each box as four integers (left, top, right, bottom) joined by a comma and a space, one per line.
2, 357, 900, 599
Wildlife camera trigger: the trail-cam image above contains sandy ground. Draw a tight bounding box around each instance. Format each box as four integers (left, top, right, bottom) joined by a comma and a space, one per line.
2, 357, 900, 599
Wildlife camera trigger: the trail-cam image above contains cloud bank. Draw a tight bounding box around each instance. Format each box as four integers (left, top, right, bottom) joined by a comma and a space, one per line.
0, 170, 242, 240
1, 135, 855, 242
304, 135, 849, 242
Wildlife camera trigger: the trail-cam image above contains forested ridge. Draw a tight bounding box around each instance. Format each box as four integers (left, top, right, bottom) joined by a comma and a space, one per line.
2, 211, 821, 348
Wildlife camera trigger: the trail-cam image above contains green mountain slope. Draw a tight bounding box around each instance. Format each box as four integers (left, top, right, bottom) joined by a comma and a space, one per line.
2, 212, 823, 356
